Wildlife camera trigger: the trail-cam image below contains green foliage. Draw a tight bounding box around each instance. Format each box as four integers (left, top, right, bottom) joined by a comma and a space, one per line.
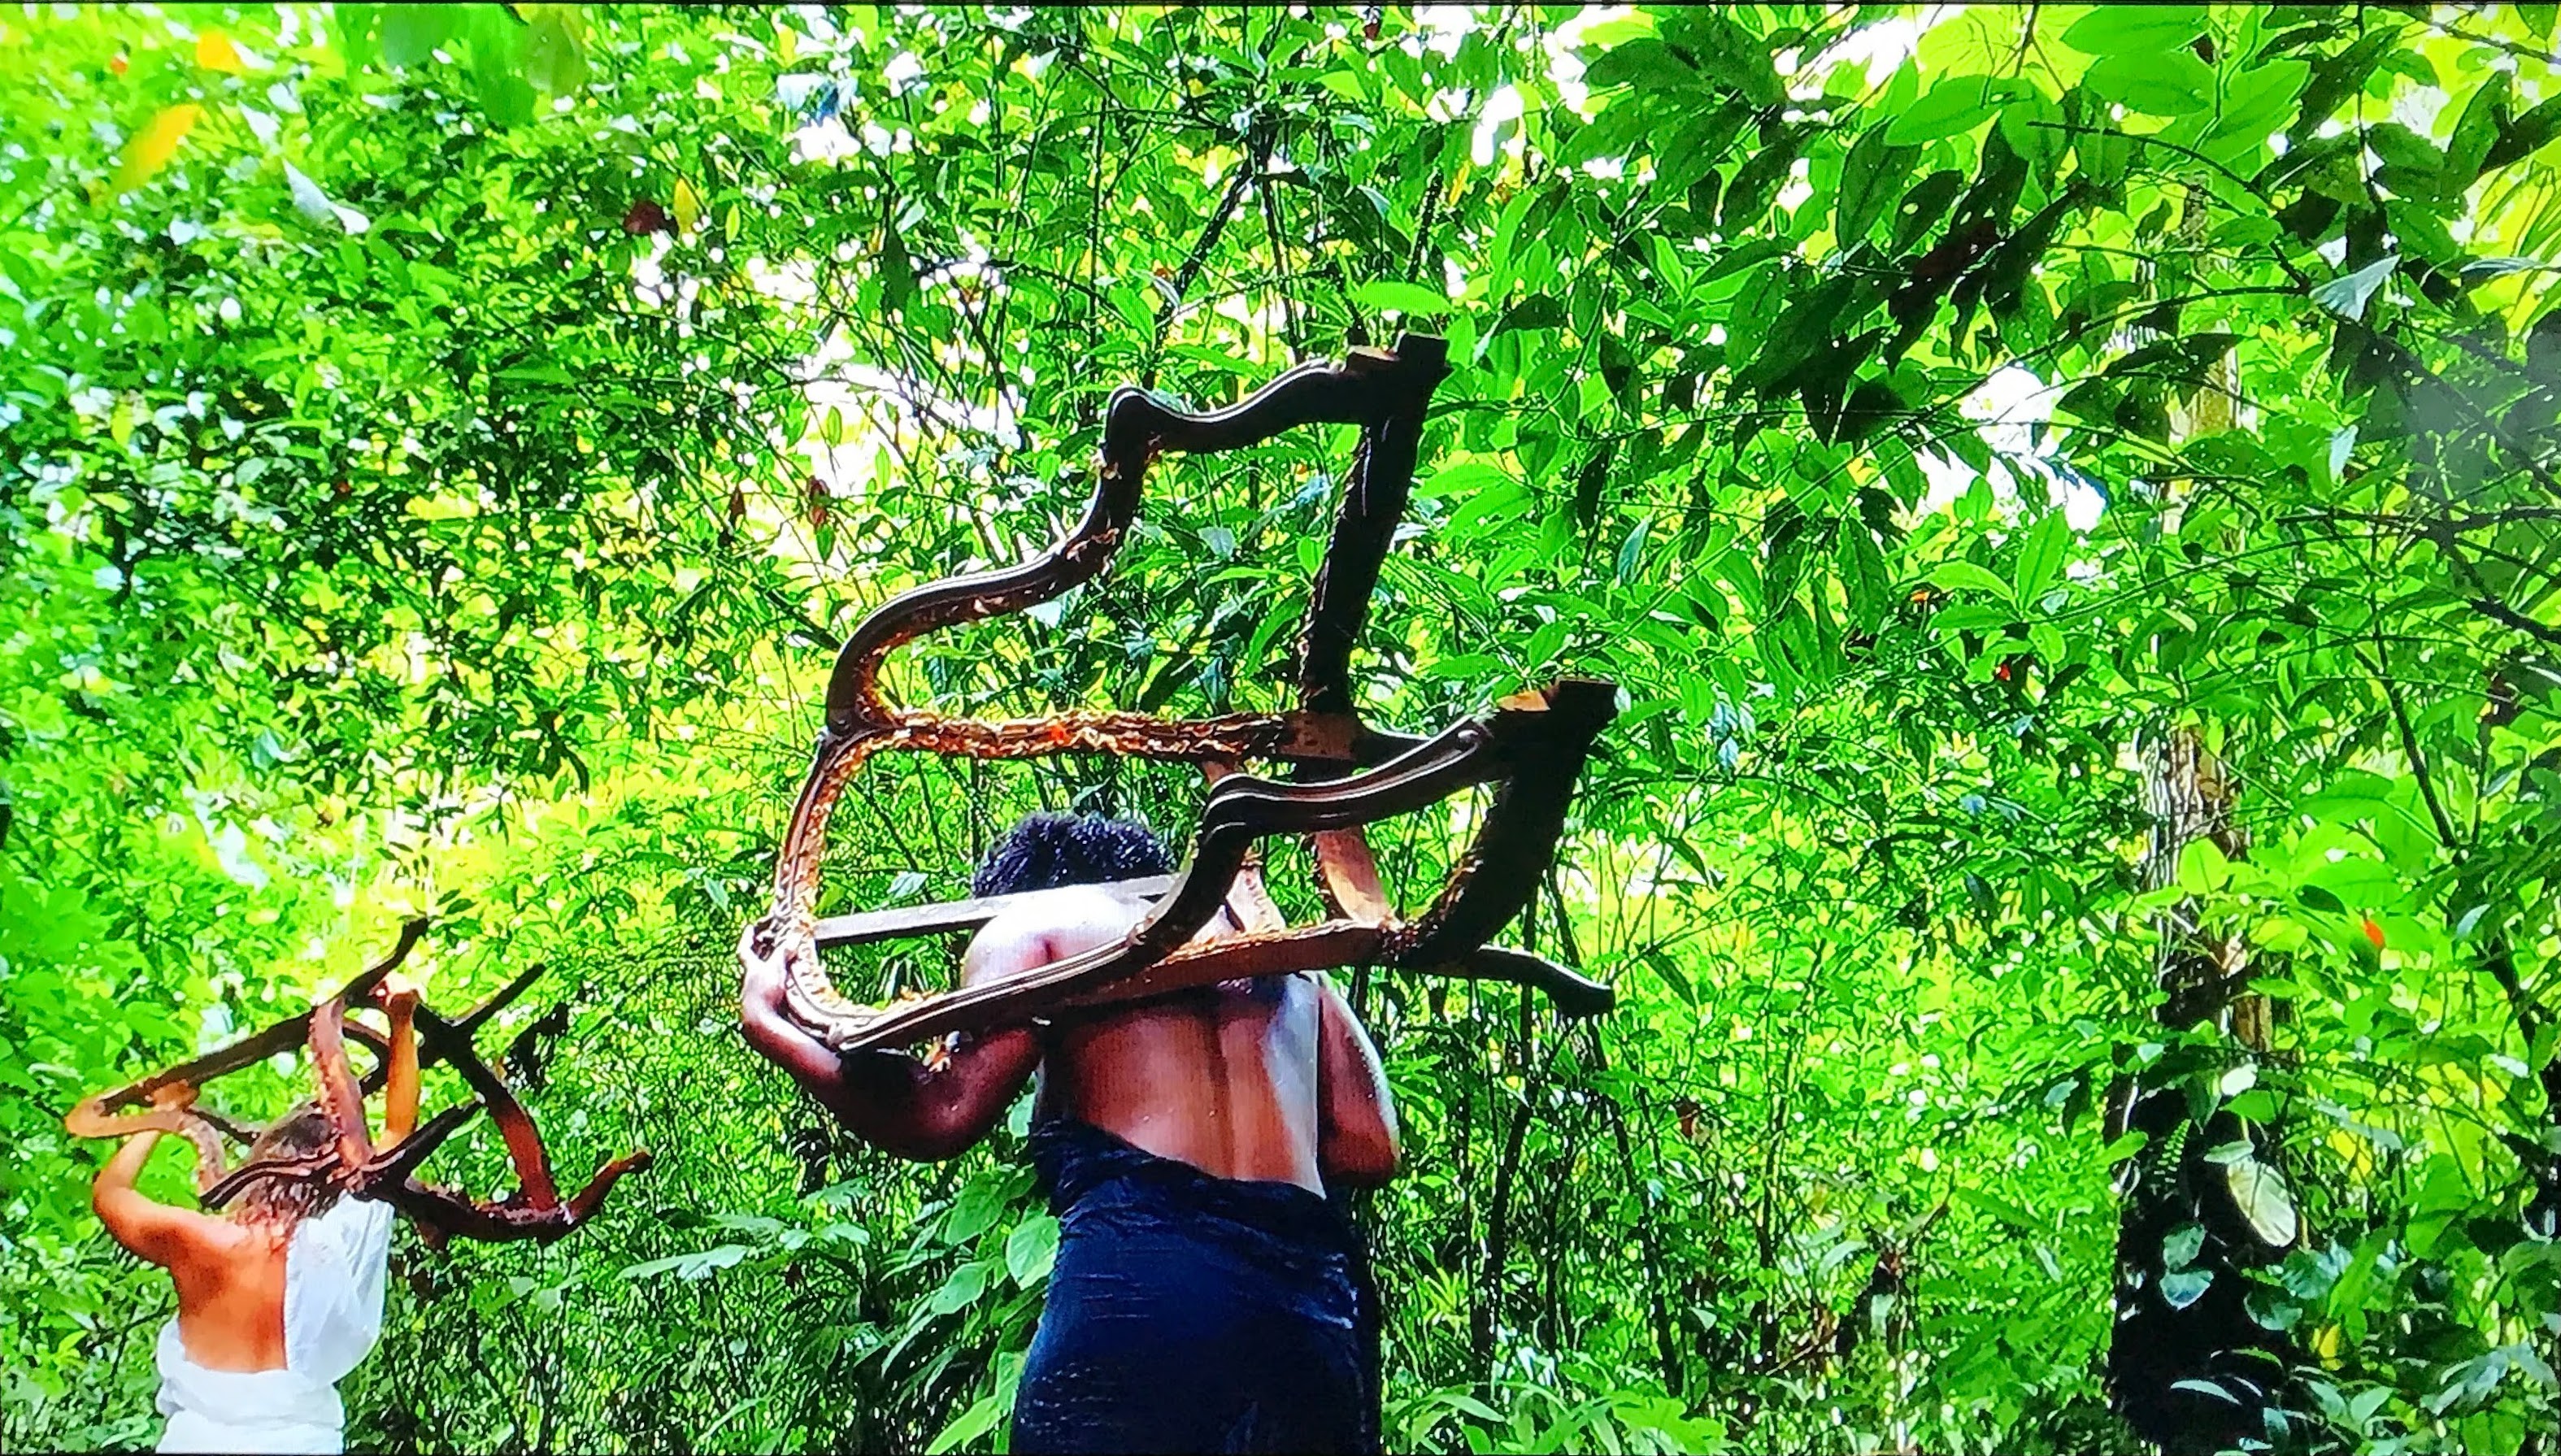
6, 3, 2561, 1452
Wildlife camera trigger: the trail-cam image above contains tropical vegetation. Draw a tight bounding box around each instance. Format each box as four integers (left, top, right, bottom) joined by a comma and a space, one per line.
7, 5, 2561, 1452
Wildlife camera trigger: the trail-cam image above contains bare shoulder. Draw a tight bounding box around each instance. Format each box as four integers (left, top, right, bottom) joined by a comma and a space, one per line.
963, 884, 1150, 986
154, 1206, 253, 1271
986, 884, 1151, 945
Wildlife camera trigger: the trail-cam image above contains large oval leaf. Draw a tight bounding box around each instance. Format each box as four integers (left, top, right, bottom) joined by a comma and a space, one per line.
2224, 1158, 2301, 1250
1885, 76, 2028, 145
2059, 4, 2206, 56
2084, 52, 2213, 117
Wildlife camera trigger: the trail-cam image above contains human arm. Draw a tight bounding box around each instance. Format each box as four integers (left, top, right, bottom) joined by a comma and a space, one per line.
377, 972, 421, 1150
737, 924, 1041, 1162
92, 1084, 214, 1267
1315, 977, 1400, 1188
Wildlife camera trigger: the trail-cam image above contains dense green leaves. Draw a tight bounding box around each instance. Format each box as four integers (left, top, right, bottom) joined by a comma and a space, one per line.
6, 3, 2561, 1454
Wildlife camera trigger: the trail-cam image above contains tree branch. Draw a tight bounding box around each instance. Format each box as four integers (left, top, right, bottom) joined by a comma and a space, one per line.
2368, 633, 2462, 850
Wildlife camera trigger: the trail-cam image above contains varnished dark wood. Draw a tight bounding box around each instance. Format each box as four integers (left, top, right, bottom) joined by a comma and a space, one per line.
65, 924, 646, 1244
1297, 336, 1449, 715
1311, 828, 1393, 924
754, 332, 1622, 1050
1389, 678, 1619, 970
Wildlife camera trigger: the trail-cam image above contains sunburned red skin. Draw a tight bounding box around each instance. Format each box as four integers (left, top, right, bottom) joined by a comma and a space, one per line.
739, 883, 1400, 1193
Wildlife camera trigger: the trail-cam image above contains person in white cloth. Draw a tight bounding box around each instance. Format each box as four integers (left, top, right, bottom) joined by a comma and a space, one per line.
91, 974, 422, 1454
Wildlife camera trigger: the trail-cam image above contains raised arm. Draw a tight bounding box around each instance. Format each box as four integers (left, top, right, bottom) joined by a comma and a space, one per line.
377, 974, 422, 1150
738, 924, 1041, 1162
92, 1084, 216, 1267
1315, 978, 1400, 1189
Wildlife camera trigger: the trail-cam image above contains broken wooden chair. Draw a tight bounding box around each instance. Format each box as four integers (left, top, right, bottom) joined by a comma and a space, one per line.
65, 918, 650, 1245
749, 332, 1620, 1053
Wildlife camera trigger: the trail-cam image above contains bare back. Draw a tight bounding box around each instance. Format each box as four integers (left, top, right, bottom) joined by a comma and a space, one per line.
137, 1210, 297, 1372
90, 985, 419, 1401
743, 877, 1396, 1188
966, 886, 1326, 1190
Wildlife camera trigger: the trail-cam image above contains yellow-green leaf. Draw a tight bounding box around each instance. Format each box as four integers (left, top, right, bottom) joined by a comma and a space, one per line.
1354, 279, 1450, 316
115, 104, 202, 192
2084, 52, 2212, 117
2059, 4, 2205, 56
523, 7, 591, 96
673, 177, 702, 235
2177, 838, 2232, 895
1928, 560, 2014, 601
196, 29, 246, 73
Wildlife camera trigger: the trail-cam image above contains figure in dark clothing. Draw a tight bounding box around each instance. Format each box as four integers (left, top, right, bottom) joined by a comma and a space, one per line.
741, 812, 1399, 1454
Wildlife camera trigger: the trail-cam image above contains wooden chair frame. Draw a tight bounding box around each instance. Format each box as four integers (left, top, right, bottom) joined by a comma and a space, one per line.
65, 919, 650, 1245
750, 333, 1620, 1053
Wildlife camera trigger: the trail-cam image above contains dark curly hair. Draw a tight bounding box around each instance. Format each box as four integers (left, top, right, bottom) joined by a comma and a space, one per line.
972, 811, 1174, 898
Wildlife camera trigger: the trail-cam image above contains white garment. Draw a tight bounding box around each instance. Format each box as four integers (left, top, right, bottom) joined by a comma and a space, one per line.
154, 1195, 398, 1454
